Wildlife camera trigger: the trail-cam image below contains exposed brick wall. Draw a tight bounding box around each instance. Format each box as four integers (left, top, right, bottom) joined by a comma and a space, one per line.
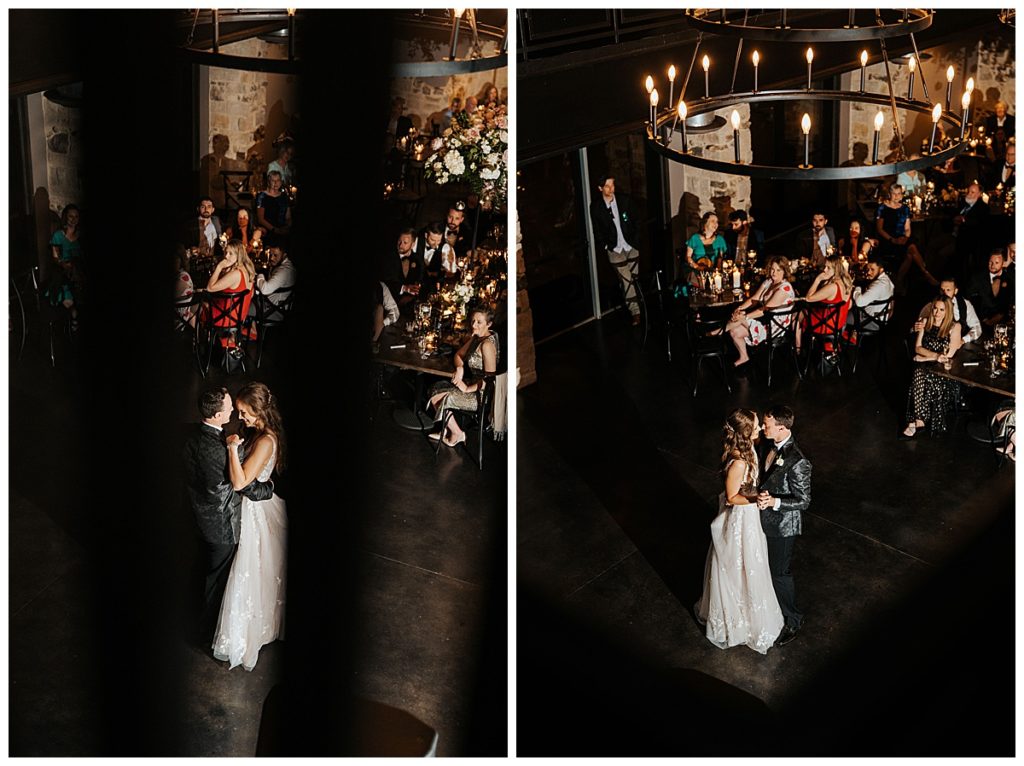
41, 98, 83, 216
389, 66, 508, 135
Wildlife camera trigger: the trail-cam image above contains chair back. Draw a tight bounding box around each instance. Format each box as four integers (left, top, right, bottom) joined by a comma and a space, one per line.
758, 302, 802, 349
200, 290, 251, 339
255, 284, 295, 328
803, 301, 846, 341
851, 295, 894, 337
686, 314, 730, 357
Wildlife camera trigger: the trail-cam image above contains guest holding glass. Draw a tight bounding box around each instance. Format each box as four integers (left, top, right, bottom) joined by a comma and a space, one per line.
795, 253, 852, 355
724, 256, 796, 369
901, 296, 962, 438
685, 211, 728, 283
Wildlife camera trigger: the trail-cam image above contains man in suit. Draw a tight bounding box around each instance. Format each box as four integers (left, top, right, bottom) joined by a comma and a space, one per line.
757, 404, 811, 646
185, 196, 223, 256
966, 249, 1015, 328
253, 240, 297, 323
953, 182, 991, 276
589, 175, 641, 325
445, 201, 472, 259
798, 211, 837, 269
183, 386, 274, 641
420, 221, 457, 295
988, 141, 1016, 190
724, 209, 765, 262
984, 101, 1015, 162
381, 227, 423, 307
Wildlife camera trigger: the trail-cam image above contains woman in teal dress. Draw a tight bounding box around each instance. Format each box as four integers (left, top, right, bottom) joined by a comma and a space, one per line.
48, 204, 82, 320
685, 211, 728, 284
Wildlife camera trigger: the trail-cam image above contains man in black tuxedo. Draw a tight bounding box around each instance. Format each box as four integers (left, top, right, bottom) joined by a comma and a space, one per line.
756, 404, 811, 646
445, 201, 472, 259
966, 249, 1015, 328
953, 182, 991, 276
381, 227, 424, 307
987, 141, 1015, 190
984, 101, 1015, 162
420, 220, 457, 295
183, 386, 274, 641
589, 175, 641, 325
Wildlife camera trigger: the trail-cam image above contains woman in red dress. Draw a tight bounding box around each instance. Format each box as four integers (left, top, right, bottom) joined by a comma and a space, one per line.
796, 253, 852, 354
206, 239, 255, 347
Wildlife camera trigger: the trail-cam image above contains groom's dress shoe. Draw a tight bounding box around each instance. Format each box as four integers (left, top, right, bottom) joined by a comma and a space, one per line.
777, 625, 799, 646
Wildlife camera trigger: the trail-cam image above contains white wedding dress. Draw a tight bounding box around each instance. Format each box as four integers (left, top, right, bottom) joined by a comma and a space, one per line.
213, 436, 287, 671
695, 459, 783, 654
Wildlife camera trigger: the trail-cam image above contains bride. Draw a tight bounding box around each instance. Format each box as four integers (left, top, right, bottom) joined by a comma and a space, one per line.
695, 408, 783, 654
213, 382, 288, 670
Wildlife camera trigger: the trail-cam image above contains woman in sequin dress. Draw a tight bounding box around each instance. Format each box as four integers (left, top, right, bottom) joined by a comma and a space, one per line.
902, 297, 963, 438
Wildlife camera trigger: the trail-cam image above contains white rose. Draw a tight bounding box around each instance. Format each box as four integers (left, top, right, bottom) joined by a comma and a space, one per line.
431, 138, 443, 151
481, 142, 491, 153
499, 131, 508, 144
433, 162, 443, 171
444, 152, 465, 175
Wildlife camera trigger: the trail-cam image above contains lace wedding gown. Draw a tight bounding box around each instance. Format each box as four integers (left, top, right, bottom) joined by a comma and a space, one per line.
213, 437, 287, 670
695, 459, 783, 654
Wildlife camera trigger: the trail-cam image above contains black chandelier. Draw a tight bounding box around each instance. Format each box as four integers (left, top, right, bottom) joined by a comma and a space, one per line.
644, 8, 970, 181
390, 9, 507, 78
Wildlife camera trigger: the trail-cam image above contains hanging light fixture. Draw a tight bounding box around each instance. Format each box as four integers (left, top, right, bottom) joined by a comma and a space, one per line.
643, 8, 965, 181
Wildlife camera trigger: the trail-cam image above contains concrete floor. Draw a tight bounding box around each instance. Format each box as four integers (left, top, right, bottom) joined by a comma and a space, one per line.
9, 321, 506, 756
517, 300, 1014, 756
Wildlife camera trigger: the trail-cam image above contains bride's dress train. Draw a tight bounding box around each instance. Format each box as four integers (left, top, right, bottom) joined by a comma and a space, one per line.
695, 462, 782, 655
213, 438, 287, 670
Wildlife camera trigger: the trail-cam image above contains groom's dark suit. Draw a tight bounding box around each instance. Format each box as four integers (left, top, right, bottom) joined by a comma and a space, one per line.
757, 435, 811, 629
183, 422, 274, 637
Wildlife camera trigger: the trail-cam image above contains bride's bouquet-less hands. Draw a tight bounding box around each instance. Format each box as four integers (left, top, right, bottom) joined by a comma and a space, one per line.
425, 104, 508, 210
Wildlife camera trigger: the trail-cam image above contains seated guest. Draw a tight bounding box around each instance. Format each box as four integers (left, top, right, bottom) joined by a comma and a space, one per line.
724, 255, 796, 368
984, 101, 1015, 161
267, 135, 296, 188
796, 253, 852, 354
186, 196, 222, 256
914, 278, 982, 345
966, 249, 1014, 327
952, 182, 991, 275
798, 210, 837, 269
206, 239, 256, 350
987, 141, 1015, 189
897, 156, 926, 198
838, 220, 873, 261
174, 245, 196, 329
849, 256, 894, 328
383, 228, 423, 306
723, 209, 765, 261
253, 241, 297, 322
901, 296, 962, 438
224, 208, 262, 253
445, 201, 471, 259
48, 203, 82, 324
420, 221, 457, 289
991, 400, 1016, 462
685, 211, 728, 281
1005, 242, 1016, 276
426, 307, 499, 447
255, 170, 292, 240
875, 183, 937, 290
371, 281, 400, 345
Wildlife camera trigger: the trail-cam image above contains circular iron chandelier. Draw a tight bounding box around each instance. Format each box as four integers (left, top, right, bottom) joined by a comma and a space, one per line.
390, 9, 507, 78
644, 8, 970, 181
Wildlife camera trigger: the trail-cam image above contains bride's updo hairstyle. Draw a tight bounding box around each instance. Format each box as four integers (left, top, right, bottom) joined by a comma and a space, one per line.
236, 382, 287, 473
721, 408, 758, 473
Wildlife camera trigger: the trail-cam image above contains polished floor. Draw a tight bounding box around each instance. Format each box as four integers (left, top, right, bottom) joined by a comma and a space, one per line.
517, 302, 1014, 756
9, 321, 506, 756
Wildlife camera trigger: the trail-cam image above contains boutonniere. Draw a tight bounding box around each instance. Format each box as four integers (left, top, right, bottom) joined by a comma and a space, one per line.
621, 212, 630, 222
411, 262, 418, 269
775, 457, 785, 467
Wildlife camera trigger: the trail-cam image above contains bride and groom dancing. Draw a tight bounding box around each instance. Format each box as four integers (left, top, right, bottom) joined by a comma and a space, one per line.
184, 382, 288, 671
696, 404, 810, 654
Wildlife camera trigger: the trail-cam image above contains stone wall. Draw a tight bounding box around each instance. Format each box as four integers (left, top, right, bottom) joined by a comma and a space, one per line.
41, 97, 83, 216
389, 65, 508, 134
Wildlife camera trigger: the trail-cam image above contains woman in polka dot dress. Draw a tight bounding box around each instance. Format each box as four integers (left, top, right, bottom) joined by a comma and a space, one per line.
902, 296, 962, 438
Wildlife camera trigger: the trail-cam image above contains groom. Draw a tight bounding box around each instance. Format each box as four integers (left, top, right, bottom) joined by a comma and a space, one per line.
757, 404, 811, 646
183, 386, 275, 641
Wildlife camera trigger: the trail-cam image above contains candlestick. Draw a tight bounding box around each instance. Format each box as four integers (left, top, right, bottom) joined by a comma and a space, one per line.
650, 89, 659, 132
448, 8, 463, 61
907, 56, 916, 99
872, 110, 884, 163
677, 100, 688, 152
961, 90, 971, 140
801, 113, 812, 168
702, 55, 710, 99
945, 65, 955, 112
713, 271, 723, 293
667, 65, 676, 111
848, 9, 855, 28
752, 50, 759, 92
860, 50, 868, 92
731, 110, 741, 163
929, 103, 941, 154
287, 8, 296, 60
806, 48, 814, 90
732, 266, 741, 289
781, 9, 788, 28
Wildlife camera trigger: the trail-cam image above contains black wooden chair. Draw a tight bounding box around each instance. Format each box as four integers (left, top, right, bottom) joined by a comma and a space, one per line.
32, 265, 74, 368
843, 295, 895, 373
253, 284, 295, 368
801, 301, 847, 377
174, 292, 203, 369
749, 303, 803, 388
197, 290, 251, 376
685, 314, 732, 397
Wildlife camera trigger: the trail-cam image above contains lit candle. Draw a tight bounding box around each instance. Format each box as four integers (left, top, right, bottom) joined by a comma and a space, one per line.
945, 65, 955, 112
676, 100, 688, 151
713, 271, 723, 293
667, 65, 676, 110
702, 55, 710, 99
806, 48, 814, 89
907, 55, 916, 99
960, 90, 971, 140
731, 109, 741, 163
645, 75, 653, 94
649, 88, 659, 130
964, 77, 974, 133
801, 113, 812, 168
929, 103, 942, 154
848, 9, 856, 28
287, 8, 296, 60
872, 110, 884, 164
752, 50, 760, 92
732, 264, 741, 289
860, 50, 868, 92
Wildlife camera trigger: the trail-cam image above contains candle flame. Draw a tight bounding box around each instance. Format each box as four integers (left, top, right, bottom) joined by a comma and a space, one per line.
962, 90, 972, 110
453, 8, 465, 18
702, 54, 710, 72
287, 7, 296, 16
908, 55, 916, 72
731, 110, 741, 130
650, 88, 659, 107
801, 113, 811, 134
946, 65, 955, 82
645, 75, 654, 94
860, 50, 868, 67
806, 48, 814, 64
668, 64, 676, 81
874, 110, 884, 131
752, 50, 759, 67
966, 76, 975, 94
677, 100, 687, 119
932, 103, 942, 123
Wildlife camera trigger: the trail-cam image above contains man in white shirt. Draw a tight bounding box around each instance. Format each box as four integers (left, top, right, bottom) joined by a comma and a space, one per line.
253, 244, 296, 322
848, 258, 895, 335
914, 278, 982, 344
588, 175, 641, 324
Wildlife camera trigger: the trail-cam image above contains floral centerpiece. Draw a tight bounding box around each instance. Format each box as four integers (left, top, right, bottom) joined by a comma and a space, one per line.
425, 104, 508, 210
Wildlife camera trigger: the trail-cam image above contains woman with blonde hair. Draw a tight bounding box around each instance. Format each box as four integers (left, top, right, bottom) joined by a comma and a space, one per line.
696, 408, 784, 654
206, 239, 256, 348
214, 382, 288, 670
901, 296, 962, 438
795, 253, 852, 355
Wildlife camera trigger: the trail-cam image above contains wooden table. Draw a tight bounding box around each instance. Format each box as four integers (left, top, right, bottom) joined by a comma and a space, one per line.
375, 325, 454, 430
933, 342, 1015, 398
